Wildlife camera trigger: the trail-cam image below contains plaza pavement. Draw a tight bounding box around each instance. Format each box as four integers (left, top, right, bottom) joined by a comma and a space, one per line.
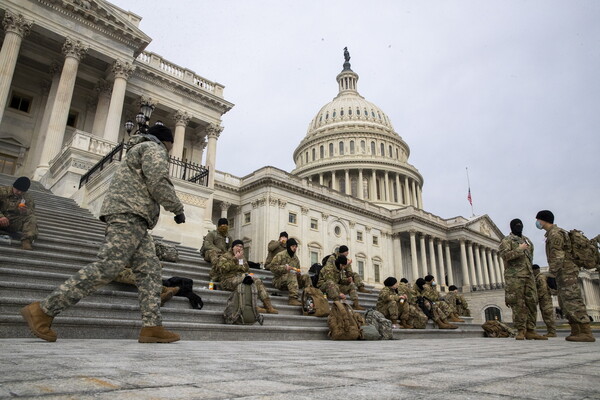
1, 337, 599, 399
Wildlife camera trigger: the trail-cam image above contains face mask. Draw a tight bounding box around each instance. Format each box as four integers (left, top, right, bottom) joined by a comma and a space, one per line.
218, 226, 229, 235
432, 281, 436, 286
535, 220, 543, 230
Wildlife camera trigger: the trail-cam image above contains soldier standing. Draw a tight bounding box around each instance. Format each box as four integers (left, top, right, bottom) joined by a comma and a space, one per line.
536, 210, 595, 342
20, 125, 185, 343
0, 176, 38, 250
499, 218, 546, 340
269, 238, 312, 306
531, 264, 557, 337
264, 231, 287, 270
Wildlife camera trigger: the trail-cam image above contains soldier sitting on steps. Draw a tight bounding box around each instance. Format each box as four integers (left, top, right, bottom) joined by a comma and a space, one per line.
0, 177, 38, 250
269, 238, 312, 306
317, 255, 365, 310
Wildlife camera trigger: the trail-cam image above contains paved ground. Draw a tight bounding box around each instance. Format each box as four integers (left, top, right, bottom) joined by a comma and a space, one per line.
1, 337, 599, 399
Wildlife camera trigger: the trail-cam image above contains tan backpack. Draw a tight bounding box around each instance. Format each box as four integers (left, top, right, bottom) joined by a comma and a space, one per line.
327, 301, 363, 340
301, 286, 330, 317
565, 229, 600, 270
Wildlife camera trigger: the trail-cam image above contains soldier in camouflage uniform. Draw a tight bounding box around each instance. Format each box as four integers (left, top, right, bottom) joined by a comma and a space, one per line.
445, 285, 471, 317
317, 255, 365, 310
269, 238, 312, 306
531, 264, 557, 337
423, 275, 463, 322
202, 218, 232, 276
536, 210, 595, 342
20, 125, 185, 343
377, 277, 412, 328
398, 278, 428, 329
0, 177, 37, 250
216, 239, 278, 314
415, 278, 457, 329
323, 245, 371, 293
113, 267, 179, 306
499, 218, 546, 340
264, 231, 287, 270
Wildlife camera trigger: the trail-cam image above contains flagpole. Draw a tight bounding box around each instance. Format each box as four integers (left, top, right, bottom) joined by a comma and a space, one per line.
466, 167, 474, 217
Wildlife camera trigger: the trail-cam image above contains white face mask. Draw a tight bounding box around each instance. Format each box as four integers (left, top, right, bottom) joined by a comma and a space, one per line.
535, 220, 544, 230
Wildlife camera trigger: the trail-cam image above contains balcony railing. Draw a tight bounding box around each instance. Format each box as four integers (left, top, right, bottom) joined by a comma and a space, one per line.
79, 142, 209, 188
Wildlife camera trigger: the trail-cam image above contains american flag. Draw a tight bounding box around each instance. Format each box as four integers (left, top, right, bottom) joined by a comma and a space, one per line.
467, 188, 472, 206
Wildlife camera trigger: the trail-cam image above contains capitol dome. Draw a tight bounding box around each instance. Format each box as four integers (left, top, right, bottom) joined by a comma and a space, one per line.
292, 49, 424, 210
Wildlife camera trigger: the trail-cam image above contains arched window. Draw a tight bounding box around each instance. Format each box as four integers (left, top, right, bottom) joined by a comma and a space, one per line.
349, 108, 352, 115
339, 141, 344, 155
380, 143, 384, 156
361, 140, 366, 152
325, 112, 329, 120
340, 109, 344, 116
333, 110, 336, 118
320, 145, 324, 159
388, 145, 392, 157
396, 148, 399, 159
350, 140, 355, 154
312, 148, 316, 161
305, 151, 308, 163
329, 143, 334, 156
370, 141, 376, 155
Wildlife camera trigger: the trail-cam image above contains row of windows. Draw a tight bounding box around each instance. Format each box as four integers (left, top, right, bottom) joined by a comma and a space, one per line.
315, 107, 389, 127
300, 140, 402, 165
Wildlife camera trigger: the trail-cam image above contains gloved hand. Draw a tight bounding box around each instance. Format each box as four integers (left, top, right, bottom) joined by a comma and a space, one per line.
174, 213, 186, 224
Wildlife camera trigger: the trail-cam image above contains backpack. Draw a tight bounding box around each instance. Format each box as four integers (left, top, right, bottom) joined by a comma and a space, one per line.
163, 276, 204, 310
360, 324, 382, 340
364, 309, 393, 340
481, 320, 516, 338
301, 286, 330, 317
308, 263, 324, 287
566, 229, 600, 270
223, 281, 264, 325
327, 301, 363, 340
155, 241, 179, 262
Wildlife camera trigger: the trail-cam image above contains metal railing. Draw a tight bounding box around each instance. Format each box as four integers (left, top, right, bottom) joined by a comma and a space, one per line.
79, 142, 209, 188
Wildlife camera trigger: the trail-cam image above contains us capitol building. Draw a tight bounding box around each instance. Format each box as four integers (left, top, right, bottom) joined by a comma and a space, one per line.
1, 0, 598, 323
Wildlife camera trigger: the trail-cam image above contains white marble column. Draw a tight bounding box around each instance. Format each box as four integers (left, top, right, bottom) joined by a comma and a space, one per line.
493, 251, 503, 286
384, 171, 389, 202
411, 180, 418, 206
473, 244, 484, 288
404, 176, 410, 206
319, 173, 324, 186
358, 169, 364, 199
395, 174, 401, 203
0, 11, 32, 125
428, 236, 438, 286
392, 233, 402, 279
345, 169, 350, 195
35, 38, 88, 179
331, 171, 337, 191
409, 230, 419, 281
486, 249, 497, 288
371, 170, 377, 200
419, 234, 428, 277
436, 239, 446, 288
467, 242, 477, 288
220, 201, 230, 219
204, 123, 222, 188
445, 241, 455, 287
417, 186, 423, 209
459, 239, 470, 288
171, 110, 190, 159
91, 79, 112, 137
480, 246, 491, 289
499, 258, 505, 278
104, 60, 135, 143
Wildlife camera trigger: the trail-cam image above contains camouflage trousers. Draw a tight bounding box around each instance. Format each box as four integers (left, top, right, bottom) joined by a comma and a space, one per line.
409, 304, 428, 329
206, 249, 224, 280
272, 272, 312, 300
505, 275, 538, 330
1, 213, 38, 241
346, 267, 365, 289
538, 294, 556, 333
436, 300, 452, 319
456, 300, 471, 317
319, 280, 358, 302
377, 299, 409, 322
220, 274, 269, 302
556, 263, 590, 324
114, 267, 170, 297
40, 214, 163, 327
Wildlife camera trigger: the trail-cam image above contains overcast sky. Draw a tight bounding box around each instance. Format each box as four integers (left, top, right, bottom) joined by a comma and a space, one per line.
111, 0, 599, 265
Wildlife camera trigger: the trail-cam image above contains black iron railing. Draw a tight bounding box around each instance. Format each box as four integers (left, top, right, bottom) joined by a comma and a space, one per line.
79, 143, 209, 188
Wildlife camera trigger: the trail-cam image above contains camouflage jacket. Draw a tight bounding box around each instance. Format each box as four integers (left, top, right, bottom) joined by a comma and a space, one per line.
203, 229, 232, 254
545, 225, 575, 275
376, 286, 400, 310
499, 233, 534, 278
99, 134, 183, 228
317, 263, 350, 287
397, 282, 417, 305
324, 252, 357, 275
269, 250, 300, 278
422, 283, 440, 302
217, 250, 249, 281
445, 292, 467, 308
534, 272, 552, 301
265, 240, 286, 266
0, 186, 35, 219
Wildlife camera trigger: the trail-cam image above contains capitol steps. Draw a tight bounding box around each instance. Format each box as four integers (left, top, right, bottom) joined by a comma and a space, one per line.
0, 173, 483, 340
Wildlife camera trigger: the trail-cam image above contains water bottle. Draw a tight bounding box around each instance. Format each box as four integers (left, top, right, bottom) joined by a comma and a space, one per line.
208, 281, 214, 290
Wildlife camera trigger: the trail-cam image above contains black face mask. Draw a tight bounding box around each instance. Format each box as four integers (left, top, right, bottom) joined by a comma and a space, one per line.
510, 219, 523, 237
287, 248, 295, 257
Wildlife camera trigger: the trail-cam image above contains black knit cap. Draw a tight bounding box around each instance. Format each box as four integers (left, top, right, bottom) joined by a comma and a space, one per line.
383, 277, 397, 287
338, 245, 349, 254
335, 255, 348, 267
217, 218, 228, 226
147, 125, 174, 143
536, 210, 554, 224
424, 274, 434, 282
286, 238, 298, 248
13, 177, 30, 192
416, 278, 426, 290
532, 264, 540, 270
231, 239, 244, 248
400, 278, 408, 283
449, 285, 457, 291
279, 231, 288, 239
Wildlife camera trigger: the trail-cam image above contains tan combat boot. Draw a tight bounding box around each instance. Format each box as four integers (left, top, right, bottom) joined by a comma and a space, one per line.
262, 298, 279, 314
435, 318, 458, 329
515, 329, 526, 340
525, 329, 548, 340
449, 313, 465, 323
20, 302, 57, 342
288, 298, 302, 306
138, 326, 180, 343
352, 300, 365, 311
566, 323, 596, 342
358, 286, 372, 294
21, 239, 33, 250
566, 323, 580, 341
160, 286, 179, 306
545, 330, 557, 338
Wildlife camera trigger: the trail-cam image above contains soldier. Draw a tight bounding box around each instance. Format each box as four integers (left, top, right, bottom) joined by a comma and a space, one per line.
377, 277, 412, 329
445, 285, 471, 317
396, 278, 428, 329
202, 217, 232, 278
536, 210, 595, 342
215, 239, 278, 314
531, 264, 557, 337
423, 274, 463, 323
317, 255, 365, 310
414, 277, 457, 329
323, 245, 371, 293
269, 238, 312, 306
113, 267, 180, 306
499, 218, 546, 340
20, 125, 185, 343
264, 231, 288, 270
0, 176, 38, 250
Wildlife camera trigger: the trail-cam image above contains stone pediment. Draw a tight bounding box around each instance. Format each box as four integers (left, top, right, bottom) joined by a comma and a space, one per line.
465, 215, 504, 241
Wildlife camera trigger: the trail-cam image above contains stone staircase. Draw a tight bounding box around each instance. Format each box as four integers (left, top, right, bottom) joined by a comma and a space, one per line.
0, 173, 483, 340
